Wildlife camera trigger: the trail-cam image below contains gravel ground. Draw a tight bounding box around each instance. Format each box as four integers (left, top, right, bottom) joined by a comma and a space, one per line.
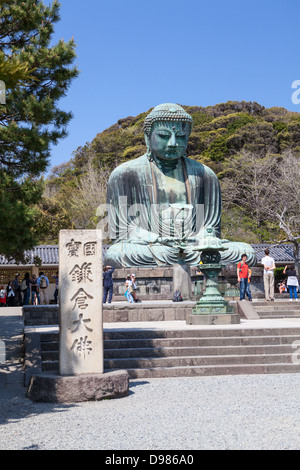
0, 373, 300, 450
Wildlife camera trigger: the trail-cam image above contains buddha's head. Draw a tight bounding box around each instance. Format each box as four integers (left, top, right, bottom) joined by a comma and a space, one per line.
144, 103, 193, 161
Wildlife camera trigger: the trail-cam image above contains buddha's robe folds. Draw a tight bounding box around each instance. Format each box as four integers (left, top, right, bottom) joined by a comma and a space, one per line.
104, 154, 256, 268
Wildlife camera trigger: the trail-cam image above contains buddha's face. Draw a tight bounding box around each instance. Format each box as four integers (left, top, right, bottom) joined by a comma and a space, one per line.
149, 121, 190, 161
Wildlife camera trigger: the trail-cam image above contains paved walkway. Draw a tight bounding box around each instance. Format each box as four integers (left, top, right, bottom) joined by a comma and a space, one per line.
0, 307, 26, 400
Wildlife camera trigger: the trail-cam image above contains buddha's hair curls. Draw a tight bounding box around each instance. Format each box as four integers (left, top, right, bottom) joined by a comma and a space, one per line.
144, 103, 193, 136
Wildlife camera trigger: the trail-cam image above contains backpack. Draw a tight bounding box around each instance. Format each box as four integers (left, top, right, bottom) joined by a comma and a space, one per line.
172, 289, 183, 302
39, 276, 47, 289
20, 279, 27, 291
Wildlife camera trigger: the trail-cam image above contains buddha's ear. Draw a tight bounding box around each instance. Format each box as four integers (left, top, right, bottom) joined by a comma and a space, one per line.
144, 132, 150, 148
144, 132, 151, 157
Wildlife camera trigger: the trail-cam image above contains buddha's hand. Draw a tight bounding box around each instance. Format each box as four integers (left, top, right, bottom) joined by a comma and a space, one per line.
128, 239, 149, 245
157, 237, 181, 247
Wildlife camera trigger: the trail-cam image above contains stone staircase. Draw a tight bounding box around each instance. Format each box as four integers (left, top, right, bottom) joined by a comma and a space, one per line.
31, 326, 300, 380
253, 301, 300, 319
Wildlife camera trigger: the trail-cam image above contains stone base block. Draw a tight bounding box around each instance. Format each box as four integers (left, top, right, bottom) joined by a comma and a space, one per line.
27, 370, 129, 403
186, 313, 240, 325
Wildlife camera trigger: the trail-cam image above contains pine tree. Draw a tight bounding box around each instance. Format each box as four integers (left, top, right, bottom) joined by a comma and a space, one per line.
0, 0, 78, 260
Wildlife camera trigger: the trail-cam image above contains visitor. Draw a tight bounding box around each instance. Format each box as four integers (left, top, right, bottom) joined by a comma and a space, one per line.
12, 273, 22, 306
237, 254, 251, 301
124, 275, 134, 303
52, 272, 59, 304
103, 265, 115, 304
0, 286, 6, 307
261, 249, 276, 302
283, 265, 299, 301
131, 274, 141, 303
21, 272, 31, 305
6, 281, 15, 307
245, 267, 252, 302
30, 274, 40, 305
37, 272, 49, 305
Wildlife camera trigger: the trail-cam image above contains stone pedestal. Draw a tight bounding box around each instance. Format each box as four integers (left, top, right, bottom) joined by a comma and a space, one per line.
173, 263, 192, 300
27, 370, 129, 403
186, 313, 240, 325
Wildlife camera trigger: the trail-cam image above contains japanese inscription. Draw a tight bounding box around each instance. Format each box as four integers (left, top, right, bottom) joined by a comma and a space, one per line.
69, 262, 93, 283
71, 288, 94, 310
84, 242, 97, 256
66, 239, 82, 257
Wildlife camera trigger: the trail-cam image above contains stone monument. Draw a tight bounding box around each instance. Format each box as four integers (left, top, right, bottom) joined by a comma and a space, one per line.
27, 230, 129, 403
59, 230, 103, 375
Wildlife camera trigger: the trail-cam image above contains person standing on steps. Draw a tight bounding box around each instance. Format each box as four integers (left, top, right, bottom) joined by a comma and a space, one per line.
37, 272, 49, 305
103, 265, 115, 304
261, 249, 276, 302
30, 274, 40, 305
237, 254, 251, 301
283, 264, 299, 302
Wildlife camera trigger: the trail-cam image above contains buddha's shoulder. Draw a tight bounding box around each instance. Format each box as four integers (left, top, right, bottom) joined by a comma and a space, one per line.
108, 154, 148, 180
185, 157, 218, 179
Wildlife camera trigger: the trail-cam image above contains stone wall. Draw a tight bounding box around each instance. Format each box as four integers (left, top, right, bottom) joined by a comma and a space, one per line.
111, 265, 265, 301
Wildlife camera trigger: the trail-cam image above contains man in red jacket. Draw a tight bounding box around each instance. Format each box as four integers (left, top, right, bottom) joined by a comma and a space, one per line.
237, 254, 251, 301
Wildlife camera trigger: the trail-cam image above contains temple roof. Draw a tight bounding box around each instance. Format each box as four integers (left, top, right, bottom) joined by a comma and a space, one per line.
252, 244, 294, 263
0, 244, 294, 266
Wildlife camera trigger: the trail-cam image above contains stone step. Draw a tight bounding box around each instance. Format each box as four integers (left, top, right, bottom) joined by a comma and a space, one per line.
42, 352, 300, 374
29, 326, 300, 379
257, 312, 300, 317
258, 315, 300, 320
255, 306, 300, 311
103, 327, 300, 339
104, 334, 300, 349
104, 344, 297, 359
104, 351, 297, 369
41, 350, 59, 361
42, 360, 59, 372
117, 362, 300, 379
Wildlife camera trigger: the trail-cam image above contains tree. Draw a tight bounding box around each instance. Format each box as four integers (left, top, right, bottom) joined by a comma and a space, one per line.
0, 0, 78, 260
264, 151, 300, 274
67, 159, 110, 230
0, 51, 35, 89
221, 150, 300, 273
220, 150, 279, 241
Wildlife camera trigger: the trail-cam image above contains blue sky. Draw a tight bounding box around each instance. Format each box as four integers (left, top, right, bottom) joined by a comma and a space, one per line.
49, 0, 300, 172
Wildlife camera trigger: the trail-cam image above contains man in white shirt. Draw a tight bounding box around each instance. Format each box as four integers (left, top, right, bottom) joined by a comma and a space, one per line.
261, 249, 276, 301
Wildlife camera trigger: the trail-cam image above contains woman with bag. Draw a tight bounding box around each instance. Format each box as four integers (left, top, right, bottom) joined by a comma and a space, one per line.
283, 265, 299, 301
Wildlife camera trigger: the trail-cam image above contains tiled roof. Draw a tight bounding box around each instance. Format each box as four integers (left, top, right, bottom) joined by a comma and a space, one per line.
0, 245, 59, 266
0, 244, 295, 266
0, 244, 111, 266
252, 244, 294, 263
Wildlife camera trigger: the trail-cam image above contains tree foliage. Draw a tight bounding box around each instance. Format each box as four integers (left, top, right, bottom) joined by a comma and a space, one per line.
0, 0, 78, 260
